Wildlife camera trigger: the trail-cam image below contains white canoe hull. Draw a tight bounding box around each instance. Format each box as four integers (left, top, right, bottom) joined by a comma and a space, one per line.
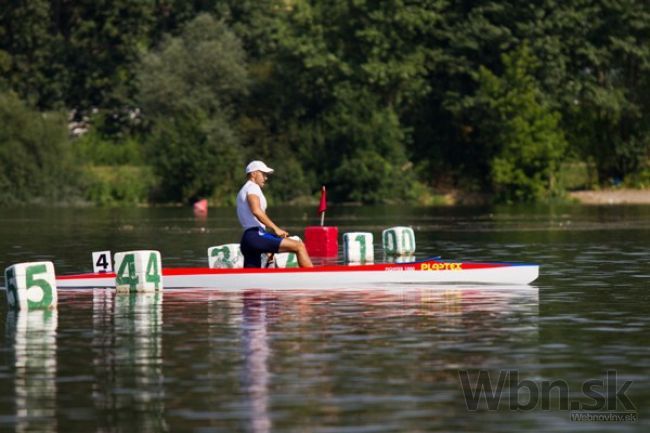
56, 259, 539, 289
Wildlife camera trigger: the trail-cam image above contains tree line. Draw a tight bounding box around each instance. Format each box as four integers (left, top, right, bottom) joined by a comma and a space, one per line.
1, 0, 648, 205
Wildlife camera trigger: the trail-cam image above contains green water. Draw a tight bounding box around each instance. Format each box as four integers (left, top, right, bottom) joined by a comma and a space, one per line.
0, 205, 648, 432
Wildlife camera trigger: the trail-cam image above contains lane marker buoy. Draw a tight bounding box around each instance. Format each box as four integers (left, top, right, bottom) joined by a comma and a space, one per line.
4, 262, 58, 310
92, 250, 113, 273
208, 244, 244, 269
343, 232, 374, 263
114, 250, 163, 292
382, 226, 416, 255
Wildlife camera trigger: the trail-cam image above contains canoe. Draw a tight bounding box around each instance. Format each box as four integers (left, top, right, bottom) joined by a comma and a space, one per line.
56, 258, 539, 289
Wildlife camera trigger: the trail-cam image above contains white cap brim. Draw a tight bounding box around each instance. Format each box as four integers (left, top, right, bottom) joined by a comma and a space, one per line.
245, 160, 274, 174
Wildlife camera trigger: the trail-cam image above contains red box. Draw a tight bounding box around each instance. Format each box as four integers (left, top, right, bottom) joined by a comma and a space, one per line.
304, 226, 339, 257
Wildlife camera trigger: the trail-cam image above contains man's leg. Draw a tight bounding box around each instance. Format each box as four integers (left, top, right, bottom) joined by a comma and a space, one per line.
243, 251, 262, 268
241, 229, 263, 268
279, 238, 313, 268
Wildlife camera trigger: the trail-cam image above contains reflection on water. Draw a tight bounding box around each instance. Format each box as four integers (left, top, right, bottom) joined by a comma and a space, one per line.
0, 286, 531, 432
3, 278, 645, 432
0, 205, 648, 432
92, 290, 165, 432
6, 309, 58, 433
242, 292, 272, 433
235, 287, 539, 432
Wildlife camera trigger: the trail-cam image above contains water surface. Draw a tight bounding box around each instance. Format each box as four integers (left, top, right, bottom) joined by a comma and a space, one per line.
0, 205, 648, 432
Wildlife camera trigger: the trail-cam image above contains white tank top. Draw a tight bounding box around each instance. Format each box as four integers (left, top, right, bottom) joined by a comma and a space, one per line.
236, 180, 267, 229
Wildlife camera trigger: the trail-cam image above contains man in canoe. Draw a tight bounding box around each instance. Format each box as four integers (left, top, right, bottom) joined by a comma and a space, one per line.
237, 160, 313, 268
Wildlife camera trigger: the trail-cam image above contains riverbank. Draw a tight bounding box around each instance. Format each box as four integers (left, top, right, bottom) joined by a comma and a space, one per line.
440, 188, 650, 206
569, 188, 650, 204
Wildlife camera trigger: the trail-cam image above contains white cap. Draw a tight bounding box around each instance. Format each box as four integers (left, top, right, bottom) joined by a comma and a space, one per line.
245, 160, 274, 174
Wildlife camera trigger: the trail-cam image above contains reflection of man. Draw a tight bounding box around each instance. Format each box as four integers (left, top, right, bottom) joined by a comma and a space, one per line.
242, 291, 272, 433
236, 160, 312, 268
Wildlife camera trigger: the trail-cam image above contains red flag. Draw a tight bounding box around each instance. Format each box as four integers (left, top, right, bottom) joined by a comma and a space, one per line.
318, 185, 327, 214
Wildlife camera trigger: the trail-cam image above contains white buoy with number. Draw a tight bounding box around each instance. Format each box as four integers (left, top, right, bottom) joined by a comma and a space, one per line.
343, 232, 374, 263
207, 244, 243, 269
92, 250, 113, 273
114, 250, 162, 292
4, 261, 57, 310
382, 226, 416, 255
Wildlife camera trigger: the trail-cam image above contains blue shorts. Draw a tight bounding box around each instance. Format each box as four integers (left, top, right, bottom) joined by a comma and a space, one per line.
240, 227, 283, 268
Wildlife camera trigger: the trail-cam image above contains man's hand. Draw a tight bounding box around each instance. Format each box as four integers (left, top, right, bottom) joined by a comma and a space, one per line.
274, 227, 289, 238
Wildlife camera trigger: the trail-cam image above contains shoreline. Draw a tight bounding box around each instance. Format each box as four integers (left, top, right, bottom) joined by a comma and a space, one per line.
568, 188, 650, 205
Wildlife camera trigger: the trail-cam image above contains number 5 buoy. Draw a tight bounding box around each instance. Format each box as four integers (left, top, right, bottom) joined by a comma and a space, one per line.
4, 262, 58, 310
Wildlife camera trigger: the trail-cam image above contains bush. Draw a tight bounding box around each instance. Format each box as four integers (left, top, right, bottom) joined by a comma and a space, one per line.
474, 45, 568, 202
137, 14, 248, 204
624, 160, 650, 189
260, 156, 312, 204
558, 161, 597, 191
317, 85, 418, 203
332, 150, 418, 204
146, 112, 244, 204
73, 130, 144, 165
0, 91, 81, 204
83, 165, 156, 205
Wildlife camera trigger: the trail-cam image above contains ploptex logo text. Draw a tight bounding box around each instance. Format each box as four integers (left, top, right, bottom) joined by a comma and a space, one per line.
458, 369, 636, 416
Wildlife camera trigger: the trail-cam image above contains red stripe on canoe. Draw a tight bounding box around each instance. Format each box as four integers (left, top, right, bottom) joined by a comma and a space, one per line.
57, 260, 518, 280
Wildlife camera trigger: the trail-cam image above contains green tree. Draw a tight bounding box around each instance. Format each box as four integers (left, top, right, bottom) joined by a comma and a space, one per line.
1, 0, 155, 114
267, 0, 445, 202
474, 44, 567, 202
325, 85, 416, 203
411, 0, 518, 185
0, 92, 81, 204
149, 0, 222, 41
54, 1, 155, 114
434, 0, 650, 186
0, 1, 62, 108
558, 0, 650, 183
137, 14, 249, 204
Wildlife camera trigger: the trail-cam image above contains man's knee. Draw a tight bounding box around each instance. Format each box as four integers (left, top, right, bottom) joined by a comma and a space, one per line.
295, 241, 307, 254
290, 239, 305, 253
282, 239, 305, 254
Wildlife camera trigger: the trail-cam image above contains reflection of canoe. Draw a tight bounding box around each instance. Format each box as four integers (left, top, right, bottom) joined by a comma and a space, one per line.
56, 258, 539, 289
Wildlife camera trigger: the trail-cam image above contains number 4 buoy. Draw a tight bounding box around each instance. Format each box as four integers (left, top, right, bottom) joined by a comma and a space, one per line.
92, 251, 113, 273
